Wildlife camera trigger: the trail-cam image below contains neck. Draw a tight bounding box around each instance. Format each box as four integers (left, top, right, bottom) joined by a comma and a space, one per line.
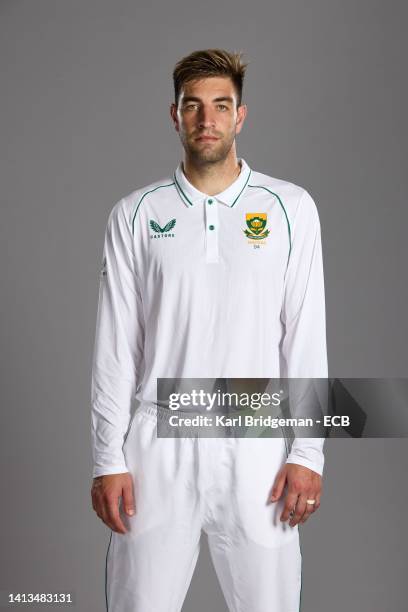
182, 148, 242, 196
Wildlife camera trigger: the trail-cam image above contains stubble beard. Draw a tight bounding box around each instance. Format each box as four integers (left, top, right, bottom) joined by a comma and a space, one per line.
181, 131, 236, 166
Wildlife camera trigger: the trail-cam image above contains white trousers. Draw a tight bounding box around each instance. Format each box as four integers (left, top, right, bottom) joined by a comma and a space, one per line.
105, 405, 302, 612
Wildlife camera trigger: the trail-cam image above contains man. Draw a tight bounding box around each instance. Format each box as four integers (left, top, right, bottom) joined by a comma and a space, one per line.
91, 49, 328, 612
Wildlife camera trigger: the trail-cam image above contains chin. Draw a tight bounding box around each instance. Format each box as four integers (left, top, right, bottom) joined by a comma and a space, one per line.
189, 145, 230, 164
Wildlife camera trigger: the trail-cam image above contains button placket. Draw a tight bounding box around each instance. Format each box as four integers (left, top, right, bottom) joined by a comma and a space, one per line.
205, 197, 219, 263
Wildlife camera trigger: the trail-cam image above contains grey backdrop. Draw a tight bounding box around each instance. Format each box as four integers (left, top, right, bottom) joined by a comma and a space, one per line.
1, 1, 407, 611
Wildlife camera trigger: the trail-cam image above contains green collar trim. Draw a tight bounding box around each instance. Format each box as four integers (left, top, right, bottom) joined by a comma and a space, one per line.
173, 173, 194, 207
231, 169, 252, 207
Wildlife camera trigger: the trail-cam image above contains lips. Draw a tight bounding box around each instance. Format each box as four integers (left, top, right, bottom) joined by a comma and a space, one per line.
196, 136, 219, 142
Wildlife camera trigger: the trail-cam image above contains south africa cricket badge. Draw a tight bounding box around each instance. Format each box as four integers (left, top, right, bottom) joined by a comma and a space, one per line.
244, 213, 270, 246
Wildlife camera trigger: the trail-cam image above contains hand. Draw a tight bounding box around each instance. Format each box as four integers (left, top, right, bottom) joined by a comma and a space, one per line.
268, 463, 322, 527
91, 472, 135, 534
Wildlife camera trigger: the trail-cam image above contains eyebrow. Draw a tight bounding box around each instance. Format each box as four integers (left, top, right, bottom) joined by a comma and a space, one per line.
181, 96, 235, 104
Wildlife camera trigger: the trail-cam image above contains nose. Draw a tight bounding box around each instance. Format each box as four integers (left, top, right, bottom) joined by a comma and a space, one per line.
197, 105, 216, 129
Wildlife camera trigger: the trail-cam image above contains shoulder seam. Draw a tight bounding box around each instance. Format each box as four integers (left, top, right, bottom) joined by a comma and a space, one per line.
131, 182, 175, 235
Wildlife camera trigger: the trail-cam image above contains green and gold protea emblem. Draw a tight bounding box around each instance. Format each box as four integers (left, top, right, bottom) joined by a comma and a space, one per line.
149, 218, 176, 239
244, 213, 270, 240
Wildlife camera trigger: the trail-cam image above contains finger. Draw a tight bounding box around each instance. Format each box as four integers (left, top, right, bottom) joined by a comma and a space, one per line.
290, 495, 307, 527
280, 492, 299, 522
268, 468, 287, 503
91, 490, 107, 522
106, 499, 128, 534
92, 494, 113, 529
91, 492, 97, 513
122, 479, 136, 516
299, 505, 314, 524
99, 504, 116, 531
91, 482, 102, 512
108, 505, 127, 533
91, 484, 125, 533
299, 498, 316, 524
91, 488, 103, 514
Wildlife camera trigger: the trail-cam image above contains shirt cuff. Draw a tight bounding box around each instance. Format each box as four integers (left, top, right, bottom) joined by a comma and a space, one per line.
92, 463, 130, 478
285, 448, 325, 476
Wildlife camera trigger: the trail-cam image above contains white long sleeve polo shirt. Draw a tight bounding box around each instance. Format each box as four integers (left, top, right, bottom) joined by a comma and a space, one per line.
91, 158, 328, 478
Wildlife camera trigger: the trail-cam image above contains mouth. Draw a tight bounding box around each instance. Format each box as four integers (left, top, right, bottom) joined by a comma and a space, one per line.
195, 135, 219, 142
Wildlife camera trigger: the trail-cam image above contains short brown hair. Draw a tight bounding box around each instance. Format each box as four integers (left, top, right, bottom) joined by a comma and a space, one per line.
173, 48, 248, 107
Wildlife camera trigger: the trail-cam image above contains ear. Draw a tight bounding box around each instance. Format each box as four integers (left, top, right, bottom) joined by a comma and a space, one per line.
170, 103, 180, 132
235, 104, 248, 135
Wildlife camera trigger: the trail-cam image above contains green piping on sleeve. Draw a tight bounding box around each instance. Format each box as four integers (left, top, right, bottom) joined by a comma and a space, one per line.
131, 183, 175, 235
248, 184, 292, 264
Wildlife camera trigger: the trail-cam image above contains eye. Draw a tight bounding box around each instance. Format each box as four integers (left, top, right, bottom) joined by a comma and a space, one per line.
217, 104, 228, 111
185, 103, 198, 110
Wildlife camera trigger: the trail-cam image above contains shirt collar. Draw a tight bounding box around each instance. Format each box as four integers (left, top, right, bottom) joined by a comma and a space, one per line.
173, 158, 252, 208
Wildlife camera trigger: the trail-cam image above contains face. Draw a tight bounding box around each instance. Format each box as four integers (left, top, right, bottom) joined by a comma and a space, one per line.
170, 76, 247, 165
